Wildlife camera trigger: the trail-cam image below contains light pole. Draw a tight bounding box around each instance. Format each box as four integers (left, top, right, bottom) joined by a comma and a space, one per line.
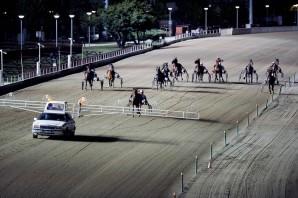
204, 7, 208, 31
92, 10, 96, 40
168, 7, 172, 36
249, 0, 253, 27
68, 14, 75, 69
54, 14, 60, 48
235, 6, 240, 28
69, 14, 75, 57
37, 43, 44, 65
0, 49, 7, 85
37, 43, 44, 76
18, 15, 24, 80
294, 4, 298, 26
86, 12, 92, 46
265, 5, 270, 26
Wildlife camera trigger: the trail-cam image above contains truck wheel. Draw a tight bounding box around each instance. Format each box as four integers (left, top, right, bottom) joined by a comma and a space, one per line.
33, 134, 38, 139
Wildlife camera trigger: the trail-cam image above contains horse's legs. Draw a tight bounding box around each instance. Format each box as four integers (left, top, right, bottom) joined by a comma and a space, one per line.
137, 104, 141, 116
269, 83, 273, 94
87, 80, 92, 90
219, 73, 223, 82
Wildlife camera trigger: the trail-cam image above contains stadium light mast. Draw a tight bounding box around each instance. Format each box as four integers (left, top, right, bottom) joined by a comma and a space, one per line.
249, 0, 253, 27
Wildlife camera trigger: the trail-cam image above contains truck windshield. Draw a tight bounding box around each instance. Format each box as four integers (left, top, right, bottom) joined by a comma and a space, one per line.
39, 113, 66, 121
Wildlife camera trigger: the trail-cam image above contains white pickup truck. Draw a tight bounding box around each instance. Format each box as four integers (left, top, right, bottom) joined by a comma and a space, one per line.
32, 101, 76, 138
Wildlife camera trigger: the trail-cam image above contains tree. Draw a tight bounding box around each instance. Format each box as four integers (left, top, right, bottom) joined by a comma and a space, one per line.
102, 0, 155, 47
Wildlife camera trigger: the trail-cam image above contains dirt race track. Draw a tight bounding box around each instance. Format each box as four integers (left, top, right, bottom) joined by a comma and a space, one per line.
0, 32, 297, 198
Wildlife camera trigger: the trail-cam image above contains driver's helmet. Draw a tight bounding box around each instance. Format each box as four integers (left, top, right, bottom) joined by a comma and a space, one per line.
109, 64, 114, 70
172, 57, 178, 64
275, 58, 279, 64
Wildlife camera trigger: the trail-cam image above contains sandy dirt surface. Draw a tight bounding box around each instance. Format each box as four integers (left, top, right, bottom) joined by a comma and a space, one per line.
183, 86, 298, 198
0, 32, 297, 198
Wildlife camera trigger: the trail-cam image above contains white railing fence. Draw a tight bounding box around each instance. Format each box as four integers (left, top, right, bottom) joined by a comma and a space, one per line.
80, 104, 200, 120
0, 99, 200, 120
0, 99, 75, 114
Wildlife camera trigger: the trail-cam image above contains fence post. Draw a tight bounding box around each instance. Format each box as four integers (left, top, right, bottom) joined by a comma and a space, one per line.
195, 155, 198, 175
289, 77, 291, 87
256, 104, 259, 117
210, 143, 213, 160
181, 172, 184, 192
224, 130, 227, 147
236, 120, 239, 135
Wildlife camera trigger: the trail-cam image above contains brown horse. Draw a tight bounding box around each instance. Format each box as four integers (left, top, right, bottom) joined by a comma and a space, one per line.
106, 69, 115, 87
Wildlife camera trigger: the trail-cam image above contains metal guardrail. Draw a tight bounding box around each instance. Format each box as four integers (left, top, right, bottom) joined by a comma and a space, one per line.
0, 99, 200, 120
1, 30, 220, 86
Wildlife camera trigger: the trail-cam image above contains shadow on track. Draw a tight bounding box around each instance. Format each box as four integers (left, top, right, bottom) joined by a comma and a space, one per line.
48, 134, 177, 145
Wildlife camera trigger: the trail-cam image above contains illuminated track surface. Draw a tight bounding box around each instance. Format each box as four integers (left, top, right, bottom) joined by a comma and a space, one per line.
0, 32, 297, 198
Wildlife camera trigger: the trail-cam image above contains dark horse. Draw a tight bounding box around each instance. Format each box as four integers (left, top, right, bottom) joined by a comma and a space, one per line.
268, 70, 276, 94
84, 68, 95, 90
128, 89, 142, 117
239, 60, 258, 83
128, 89, 152, 116
192, 58, 211, 82
171, 57, 188, 81
152, 66, 166, 90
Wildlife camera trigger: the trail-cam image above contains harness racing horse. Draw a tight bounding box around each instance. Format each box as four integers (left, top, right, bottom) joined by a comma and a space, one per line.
152, 66, 166, 90
171, 58, 189, 82
161, 63, 173, 86
212, 58, 228, 83
262, 60, 284, 93
239, 63, 258, 83
127, 89, 152, 116
267, 70, 276, 94
267, 60, 283, 85
192, 59, 211, 82
152, 63, 174, 89
83, 68, 95, 90
106, 69, 123, 88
